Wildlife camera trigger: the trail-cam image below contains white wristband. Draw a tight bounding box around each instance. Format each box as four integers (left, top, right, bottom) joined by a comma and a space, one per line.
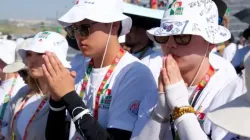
50, 105, 66, 112
72, 109, 91, 122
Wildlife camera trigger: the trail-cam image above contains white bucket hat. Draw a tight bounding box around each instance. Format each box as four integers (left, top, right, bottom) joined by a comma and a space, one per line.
147, 0, 231, 44
3, 38, 33, 73
208, 51, 250, 138
0, 39, 16, 65
18, 31, 71, 68
58, 0, 132, 36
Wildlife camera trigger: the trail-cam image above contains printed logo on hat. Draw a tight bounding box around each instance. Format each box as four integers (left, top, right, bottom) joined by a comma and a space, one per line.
38, 31, 51, 39
168, 0, 184, 15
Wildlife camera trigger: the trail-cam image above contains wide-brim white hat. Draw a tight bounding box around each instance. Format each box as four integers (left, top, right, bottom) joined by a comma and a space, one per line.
147, 0, 231, 44
208, 51, 250, 138
18, 31, 71, 69
58, 0, 132, 36
0, 39, 16, 65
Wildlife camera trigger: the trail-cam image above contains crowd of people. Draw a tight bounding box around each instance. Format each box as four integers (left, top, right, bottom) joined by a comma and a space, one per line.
0, 0, 250, 139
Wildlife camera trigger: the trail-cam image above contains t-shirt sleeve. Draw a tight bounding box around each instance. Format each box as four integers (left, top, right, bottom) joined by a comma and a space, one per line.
203, 77, 244, 140
107, 63, 158, 139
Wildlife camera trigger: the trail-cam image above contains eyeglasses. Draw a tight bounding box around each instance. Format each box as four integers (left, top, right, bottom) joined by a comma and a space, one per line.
154, 35, 192, 45
65, 22, 97, 39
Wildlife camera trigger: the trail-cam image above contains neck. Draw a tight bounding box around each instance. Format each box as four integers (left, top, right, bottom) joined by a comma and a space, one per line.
181, 57, 210, 86
36, 78, 49, 94
92, 39, 121, 68
131, 44, 147, 54
0, 73, 16, 81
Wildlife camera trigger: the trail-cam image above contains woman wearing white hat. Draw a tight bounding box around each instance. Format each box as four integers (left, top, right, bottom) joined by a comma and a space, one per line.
137, 0, 245, 140
43, 0, 158, 139
207, 51, 250, 140
0, 39, 25, 139
6, 31, 70, 140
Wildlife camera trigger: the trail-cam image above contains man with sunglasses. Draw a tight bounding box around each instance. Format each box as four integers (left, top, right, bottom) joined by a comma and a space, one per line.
44, 0, 158, 140
138, 0, 244, 140
0, 39, 26, 139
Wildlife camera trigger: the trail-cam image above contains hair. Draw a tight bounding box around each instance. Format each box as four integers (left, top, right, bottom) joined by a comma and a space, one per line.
117, 22, 122, 36
27, 74, 40, 94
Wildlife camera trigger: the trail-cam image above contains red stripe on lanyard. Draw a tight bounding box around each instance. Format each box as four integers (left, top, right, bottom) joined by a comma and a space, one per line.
79, 48, 125, 120
11, 95, 47, 140
189, 65, 215, 105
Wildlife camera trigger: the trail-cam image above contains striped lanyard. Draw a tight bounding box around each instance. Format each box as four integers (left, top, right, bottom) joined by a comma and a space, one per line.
79, 48, 125, 120
11, 95, 47, 140
0, 74, 18, 120
189, 65, 215, 106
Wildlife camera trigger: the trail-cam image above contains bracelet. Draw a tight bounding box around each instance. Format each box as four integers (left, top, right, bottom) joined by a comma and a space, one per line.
171, 106, 195, 120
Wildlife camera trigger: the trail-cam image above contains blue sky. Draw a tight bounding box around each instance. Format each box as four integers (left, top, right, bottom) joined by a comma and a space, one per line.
0, 0, 75, 19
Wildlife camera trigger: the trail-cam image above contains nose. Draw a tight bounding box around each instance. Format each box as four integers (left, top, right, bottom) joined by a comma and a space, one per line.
164, 36, 177, 49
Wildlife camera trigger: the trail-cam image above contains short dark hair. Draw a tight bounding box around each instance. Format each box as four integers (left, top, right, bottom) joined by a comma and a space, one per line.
117, 22, 122, 36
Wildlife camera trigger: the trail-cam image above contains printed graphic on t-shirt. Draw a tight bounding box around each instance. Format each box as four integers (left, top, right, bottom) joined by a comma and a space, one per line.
128, 100, 140, 117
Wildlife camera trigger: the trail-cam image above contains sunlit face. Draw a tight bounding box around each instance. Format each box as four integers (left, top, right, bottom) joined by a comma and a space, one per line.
25, 51, 44, 79
73, 20, 112, 58
161, 35, 211, 73
0, 59, 6, 74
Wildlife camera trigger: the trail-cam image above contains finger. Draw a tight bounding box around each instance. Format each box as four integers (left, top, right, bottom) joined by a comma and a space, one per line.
42, 55, 57, 78
50, 52, 65, 72
45, 52, 61, 74
169, 54, 182, 79
42, 64, 53, 83
162, 68, 170, 85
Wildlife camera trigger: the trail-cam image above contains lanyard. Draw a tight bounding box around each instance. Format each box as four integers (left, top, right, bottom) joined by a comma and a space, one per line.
11, 95, 47, 140
189, 65, 215, 107
0, 74, 18, 120
79, 48, 125, 120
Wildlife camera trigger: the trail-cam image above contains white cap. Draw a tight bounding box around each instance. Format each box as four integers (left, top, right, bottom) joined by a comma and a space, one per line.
147, 0, 231, 44
0, 39, 16, 65
58, 0, 132, 36
18, 31, 71, 68
3, 38, 33, 73
208, 51, 250, 138
16, 38, 25, 46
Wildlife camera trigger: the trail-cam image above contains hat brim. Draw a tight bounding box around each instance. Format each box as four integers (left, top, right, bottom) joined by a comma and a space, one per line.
208, 94, 250, 138
3, 61, 26, 73
18, 44, 71, 69
58, 5, 132, 36
147, 20, 230, 44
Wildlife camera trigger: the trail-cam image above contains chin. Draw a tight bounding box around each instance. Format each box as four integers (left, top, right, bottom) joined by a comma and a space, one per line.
29, 71, 44, 79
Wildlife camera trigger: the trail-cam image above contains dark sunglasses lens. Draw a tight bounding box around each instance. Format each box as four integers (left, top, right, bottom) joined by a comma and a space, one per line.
65, 26, 75, 39
175, 35, 192, 45
79, 25, 90, 37
154, 36, 169, 44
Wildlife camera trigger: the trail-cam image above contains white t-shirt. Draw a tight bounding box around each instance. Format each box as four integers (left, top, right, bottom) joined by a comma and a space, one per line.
223, 43, 237, 62
69, 52, 158, 140
0, 75, 25, 136
16, 94, 48, 138
133, 48, 162, 84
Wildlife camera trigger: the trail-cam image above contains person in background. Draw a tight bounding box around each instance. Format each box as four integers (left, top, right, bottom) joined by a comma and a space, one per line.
237, 32, 246, 48
125, 14, 162, 84
223, 34, 237, 62
0, 39, 25, 138
3, 38, 33, 84
6, 31, 70, 140
208, 51, 250, 140
44, 0, 158, 139
231, 28, 250, 74
138, 0, 244, 139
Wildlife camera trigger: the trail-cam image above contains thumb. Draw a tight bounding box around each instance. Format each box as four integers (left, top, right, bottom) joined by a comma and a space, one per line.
70, 71, 76, 78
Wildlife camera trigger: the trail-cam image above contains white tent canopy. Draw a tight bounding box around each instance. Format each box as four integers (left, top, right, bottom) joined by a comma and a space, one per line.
123, 2, 165, 20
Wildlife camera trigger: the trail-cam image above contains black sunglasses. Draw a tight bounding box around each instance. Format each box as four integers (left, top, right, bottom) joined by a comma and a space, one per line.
154, 35, 192, 45
65, 22, 97, 39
